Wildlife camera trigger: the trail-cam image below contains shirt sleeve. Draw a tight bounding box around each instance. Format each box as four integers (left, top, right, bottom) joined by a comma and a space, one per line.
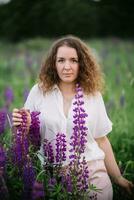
93, 92, 113, 139
24, 84, 39, 112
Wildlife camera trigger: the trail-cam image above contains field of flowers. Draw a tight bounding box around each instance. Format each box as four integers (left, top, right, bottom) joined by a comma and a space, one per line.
0, 37, 134, 200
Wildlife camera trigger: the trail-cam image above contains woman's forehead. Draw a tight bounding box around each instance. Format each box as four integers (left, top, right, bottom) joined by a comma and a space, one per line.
56, 46, 78, 58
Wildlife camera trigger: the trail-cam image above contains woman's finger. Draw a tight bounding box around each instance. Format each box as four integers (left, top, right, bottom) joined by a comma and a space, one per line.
13, 108, 20, 112
126, 181, 134, 195
12, 113, 22, 118
13, 122, 22, 126
12, 117, 22, 122
20, 108, 30, 116
12, 108, 22, 118
130, 182, 134, 188
129, 182, 134, 195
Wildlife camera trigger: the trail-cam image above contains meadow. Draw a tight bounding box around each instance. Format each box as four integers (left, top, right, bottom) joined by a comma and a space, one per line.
0, 37, 134, 200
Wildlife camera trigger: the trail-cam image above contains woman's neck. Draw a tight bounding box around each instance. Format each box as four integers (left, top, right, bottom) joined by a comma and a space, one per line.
58, 82, 76, 96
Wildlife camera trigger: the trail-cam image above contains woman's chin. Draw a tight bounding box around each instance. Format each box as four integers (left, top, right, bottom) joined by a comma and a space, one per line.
62, 79, 75, 84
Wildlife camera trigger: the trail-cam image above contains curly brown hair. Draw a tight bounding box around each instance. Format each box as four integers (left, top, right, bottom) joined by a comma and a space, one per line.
38, 35, 105, 95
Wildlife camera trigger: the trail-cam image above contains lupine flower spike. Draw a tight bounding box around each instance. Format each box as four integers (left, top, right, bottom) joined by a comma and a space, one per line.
68, 83, 89, 196
12, 110, 29, 168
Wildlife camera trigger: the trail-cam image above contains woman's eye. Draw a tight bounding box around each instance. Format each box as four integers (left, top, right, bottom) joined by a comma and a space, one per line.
72, 59, 78, 63
58, 59, 64, 63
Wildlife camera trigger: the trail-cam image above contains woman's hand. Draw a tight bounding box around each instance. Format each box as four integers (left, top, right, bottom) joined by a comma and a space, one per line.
116, 175, 134, 196
12, 108, 31, 129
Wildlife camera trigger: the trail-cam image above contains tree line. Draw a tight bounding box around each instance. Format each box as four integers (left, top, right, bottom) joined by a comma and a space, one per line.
0, 0, 133, 41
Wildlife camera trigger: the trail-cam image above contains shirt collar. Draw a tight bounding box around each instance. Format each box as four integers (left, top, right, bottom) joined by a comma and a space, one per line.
52, 84, 60, 91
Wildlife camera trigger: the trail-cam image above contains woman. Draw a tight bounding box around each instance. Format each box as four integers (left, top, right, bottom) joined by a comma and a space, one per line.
12, 35, 134, 199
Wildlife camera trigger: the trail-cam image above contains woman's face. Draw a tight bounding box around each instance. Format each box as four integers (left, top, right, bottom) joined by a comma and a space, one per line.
56, 45, 79, 84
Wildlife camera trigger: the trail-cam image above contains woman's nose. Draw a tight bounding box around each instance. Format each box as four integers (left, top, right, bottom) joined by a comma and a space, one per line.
64, 61, 71, 70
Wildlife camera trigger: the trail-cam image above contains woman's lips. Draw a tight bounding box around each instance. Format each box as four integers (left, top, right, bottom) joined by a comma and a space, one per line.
63, 73, 73, 76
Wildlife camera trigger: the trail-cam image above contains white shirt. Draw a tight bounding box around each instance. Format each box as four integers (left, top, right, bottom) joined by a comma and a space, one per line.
24, 84, 112, 166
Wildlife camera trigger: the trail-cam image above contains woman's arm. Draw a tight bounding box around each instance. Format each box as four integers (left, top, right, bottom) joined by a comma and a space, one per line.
95, 136, 121, 183
95, 136, 134, 195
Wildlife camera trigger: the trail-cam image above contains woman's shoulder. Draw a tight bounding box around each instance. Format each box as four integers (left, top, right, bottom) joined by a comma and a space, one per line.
85, 91, 102, 100
30, 83, 43, 95
85, 91, 106, 113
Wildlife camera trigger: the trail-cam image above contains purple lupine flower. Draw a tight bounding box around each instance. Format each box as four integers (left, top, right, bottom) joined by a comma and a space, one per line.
4, 87, 14, 108
29, 111, 41, 150
12, 130, 23, 167
69, 83, 88, 162
0, 145, 6, 176
12, 110, 29, 168
23, 157, 35, 188
22, 156, 35, 200
76, 157, 89, 191
68, 83, 89, 194
55, 133, 66, 164
62, 174, 72, 193
0, 109, 7, 135
48, 177, 57, 187
43, 139, 54, 164
0, 145, 9, 199
32, 181, 45, 200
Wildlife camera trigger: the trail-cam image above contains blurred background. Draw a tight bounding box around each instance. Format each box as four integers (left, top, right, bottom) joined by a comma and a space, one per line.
0, 0, 134, 199
0, 0, 134, 40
